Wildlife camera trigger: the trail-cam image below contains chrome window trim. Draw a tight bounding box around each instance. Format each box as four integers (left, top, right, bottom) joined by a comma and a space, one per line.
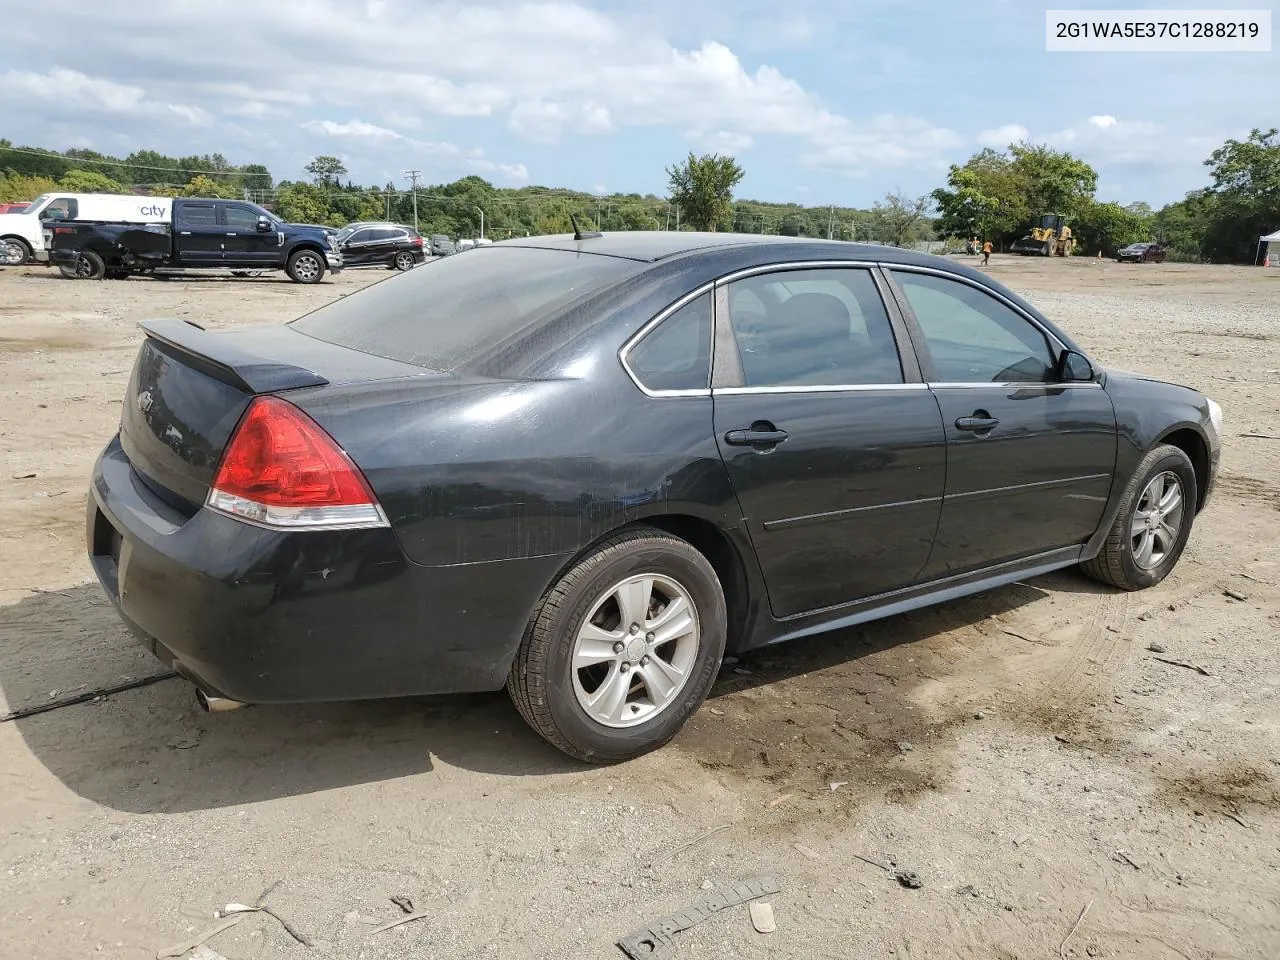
713, 383, 929, 396
618, 281, 716, 398
927, 381, 1104, 390
713, 259, 881, 287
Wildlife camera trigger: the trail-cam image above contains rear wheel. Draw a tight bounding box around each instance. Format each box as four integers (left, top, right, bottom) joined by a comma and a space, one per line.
286, 248, 325, 283
393, 251, 416, 271
508, 527, 727, 762
59, 250, 105, 280
1, 237, 30, 266
1080, 444, 1197, 590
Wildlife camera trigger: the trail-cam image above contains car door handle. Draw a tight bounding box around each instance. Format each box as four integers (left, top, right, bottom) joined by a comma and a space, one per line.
724, 424, 789, 448
955, 413, 1000, 433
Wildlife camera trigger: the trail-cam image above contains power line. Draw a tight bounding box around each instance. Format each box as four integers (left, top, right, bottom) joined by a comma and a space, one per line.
404, 169, 421, 232
0, 144, 266, 178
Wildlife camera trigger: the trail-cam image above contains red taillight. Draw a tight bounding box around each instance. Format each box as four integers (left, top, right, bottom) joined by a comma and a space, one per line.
207, 396, 387, 530
411, 236, 423, 246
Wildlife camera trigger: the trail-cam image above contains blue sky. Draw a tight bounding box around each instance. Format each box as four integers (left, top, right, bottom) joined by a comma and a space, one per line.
3, 0, 1276, 207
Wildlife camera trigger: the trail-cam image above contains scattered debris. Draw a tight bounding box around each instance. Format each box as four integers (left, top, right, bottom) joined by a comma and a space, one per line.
1002, 629, 1048, 645
11, 472, 36, 480
1151, 656, 1212, 677
188, 947, 229, 960
749, 902, 776, 934
616, 874, 782, 960
767, 794, 793, 809
896, 741, 914, 754
1238, 433, 1280, 440
700, 879, 714, 891
1058, 900, 1092, 959
852, 853, 923, 889
1013, 835, 1032, 848
829, 781, 848, 792
974, 711, 987, 720
368, 911, 431, 936
793, 842, 822, 861
391, 896, 414, 914
214, 884, 309, 947
167, 736, 200, 750
1146, 642, 1167, 653
732, 668, 752, 676
1138, 611, 1154, 621
1222, 810, 1250, 829
1054, 734, 1072, 744
2, 672, 179, 723
1223, 588, 1249, 602
954, 884, 978, 897
1113, 851, 1141, 871
708, 708, 725, 716
649, 823, 731, 869
155, 916, 241, 959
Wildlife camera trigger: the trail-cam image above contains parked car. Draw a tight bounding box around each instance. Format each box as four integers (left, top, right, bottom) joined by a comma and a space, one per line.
44, 197, 342, 283
336, 222, 425, 271
2, 192, 169, 265
86, 232, 1221, 761
1116, 242, 1167, 263
0, 202, 30, 216
456, 238, 477, 252
428, 234, 455, 256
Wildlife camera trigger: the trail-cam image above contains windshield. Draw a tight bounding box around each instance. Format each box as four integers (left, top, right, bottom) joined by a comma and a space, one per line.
291, 246, 638, 373
16, 195, 50, 215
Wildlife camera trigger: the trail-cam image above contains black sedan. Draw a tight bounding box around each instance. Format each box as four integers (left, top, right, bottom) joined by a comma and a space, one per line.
335, 222, 426, 270
1116, 242, 1167, 263
87, 233, 1221, 761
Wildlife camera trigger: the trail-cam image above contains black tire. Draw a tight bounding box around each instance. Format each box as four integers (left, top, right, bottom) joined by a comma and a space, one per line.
60, 250, 105, 280
2, 237, 31, 266
508, 526, 727, 762
393, 251, 416, 271
1080, 444, 1197, 591
285, 248, 326, 284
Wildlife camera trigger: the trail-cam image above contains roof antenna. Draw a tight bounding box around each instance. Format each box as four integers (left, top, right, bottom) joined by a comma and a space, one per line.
570, 213, 602, 241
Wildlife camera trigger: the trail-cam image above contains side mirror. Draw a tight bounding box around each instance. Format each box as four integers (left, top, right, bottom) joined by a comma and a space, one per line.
1058, 349, 1095, 383
256, 217, 273, 233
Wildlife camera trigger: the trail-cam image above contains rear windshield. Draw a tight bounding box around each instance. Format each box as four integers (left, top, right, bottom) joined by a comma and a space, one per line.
291, 246, 637, 372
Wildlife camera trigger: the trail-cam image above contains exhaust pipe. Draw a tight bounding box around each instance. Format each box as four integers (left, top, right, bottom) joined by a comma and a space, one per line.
195, 688, 244, 713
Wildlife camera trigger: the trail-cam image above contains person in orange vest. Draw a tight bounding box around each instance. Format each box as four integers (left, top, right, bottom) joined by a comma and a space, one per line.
981, 239, 992, 266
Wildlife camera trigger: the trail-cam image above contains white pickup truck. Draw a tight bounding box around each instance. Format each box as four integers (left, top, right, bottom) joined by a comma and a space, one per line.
0, 192, 171, 265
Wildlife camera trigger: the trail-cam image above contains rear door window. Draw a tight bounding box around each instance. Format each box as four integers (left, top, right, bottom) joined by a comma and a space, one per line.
292, 246, 638, 372
177, 203, 217, 227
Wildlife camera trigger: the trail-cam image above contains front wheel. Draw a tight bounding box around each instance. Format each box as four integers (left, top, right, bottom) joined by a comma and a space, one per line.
286, 248, 326, 284
1, 238, 31, 266
508, 527, 727, 762
1080, 444, 1197, 590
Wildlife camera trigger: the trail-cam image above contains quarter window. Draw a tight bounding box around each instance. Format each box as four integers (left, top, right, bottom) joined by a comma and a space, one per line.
892, 271, 1057, 383
626, 292, 712, 393
40, 198, 78, 221
725, 268, 903, 387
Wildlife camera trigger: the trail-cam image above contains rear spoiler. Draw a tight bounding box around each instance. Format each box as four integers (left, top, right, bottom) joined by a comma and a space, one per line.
139, 319, 329, 394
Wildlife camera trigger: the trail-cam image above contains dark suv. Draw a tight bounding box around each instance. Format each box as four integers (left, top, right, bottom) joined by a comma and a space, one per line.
336, 223, 426, 271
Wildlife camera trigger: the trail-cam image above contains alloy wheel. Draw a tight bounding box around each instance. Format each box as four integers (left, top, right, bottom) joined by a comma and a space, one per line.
1130, 470, 1184, 570
571, 573, 700, 728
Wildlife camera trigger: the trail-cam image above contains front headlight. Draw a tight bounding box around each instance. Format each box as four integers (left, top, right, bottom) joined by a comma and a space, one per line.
1206, 398, 1223, 435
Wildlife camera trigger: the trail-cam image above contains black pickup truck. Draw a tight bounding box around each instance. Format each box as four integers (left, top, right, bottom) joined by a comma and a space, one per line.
45, 198, 343, 283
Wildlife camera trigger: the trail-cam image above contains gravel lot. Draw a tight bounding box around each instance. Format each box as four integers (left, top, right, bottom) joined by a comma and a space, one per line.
1, 256, 1277, 960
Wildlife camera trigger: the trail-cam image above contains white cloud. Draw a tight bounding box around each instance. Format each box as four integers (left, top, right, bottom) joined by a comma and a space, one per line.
0, 67, 210, 124
224, 101, 269, 119
976, 123, 1030, 149
303, 119, 403, 140
687, 129, 755, 152
1089, 115, 1118, 129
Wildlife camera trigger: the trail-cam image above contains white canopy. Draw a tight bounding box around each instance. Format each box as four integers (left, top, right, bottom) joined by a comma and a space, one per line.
1261, 228, 1280, 242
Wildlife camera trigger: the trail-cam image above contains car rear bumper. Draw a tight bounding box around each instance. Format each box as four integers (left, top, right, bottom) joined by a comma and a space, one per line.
87, 435, 567, 703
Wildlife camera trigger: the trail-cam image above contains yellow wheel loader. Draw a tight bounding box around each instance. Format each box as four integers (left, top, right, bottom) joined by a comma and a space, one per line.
1011, 214, 1075, 257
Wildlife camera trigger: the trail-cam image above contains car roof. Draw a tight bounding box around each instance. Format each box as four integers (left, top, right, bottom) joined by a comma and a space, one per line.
495, 231, 958, 266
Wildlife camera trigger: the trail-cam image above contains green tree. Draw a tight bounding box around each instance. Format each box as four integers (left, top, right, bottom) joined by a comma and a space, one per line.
0, 172, 59, 203
1073, 200, 1150, 257
304, 155, 347, 188
181, 174, 236, 198
58, 169, 128, 193
931, 148, 1029, 241
1200, 128, 1280, 262
616, 202, 659, 231
869, 191, 934, 247
1008, 142, 1097, 219
275, 182, 331, 224
666, 152, 744, 231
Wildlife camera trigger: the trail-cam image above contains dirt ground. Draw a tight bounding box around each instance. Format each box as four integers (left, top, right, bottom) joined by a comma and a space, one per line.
1, 255, 1277, 960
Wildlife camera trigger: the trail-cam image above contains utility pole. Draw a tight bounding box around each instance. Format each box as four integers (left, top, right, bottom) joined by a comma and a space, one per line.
404, 169, 421, 232
474, 206, 484, 239
828, 204, 835, 240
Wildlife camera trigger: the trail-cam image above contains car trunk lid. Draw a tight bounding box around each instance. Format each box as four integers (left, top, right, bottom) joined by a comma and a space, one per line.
118, 319, 443, 512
